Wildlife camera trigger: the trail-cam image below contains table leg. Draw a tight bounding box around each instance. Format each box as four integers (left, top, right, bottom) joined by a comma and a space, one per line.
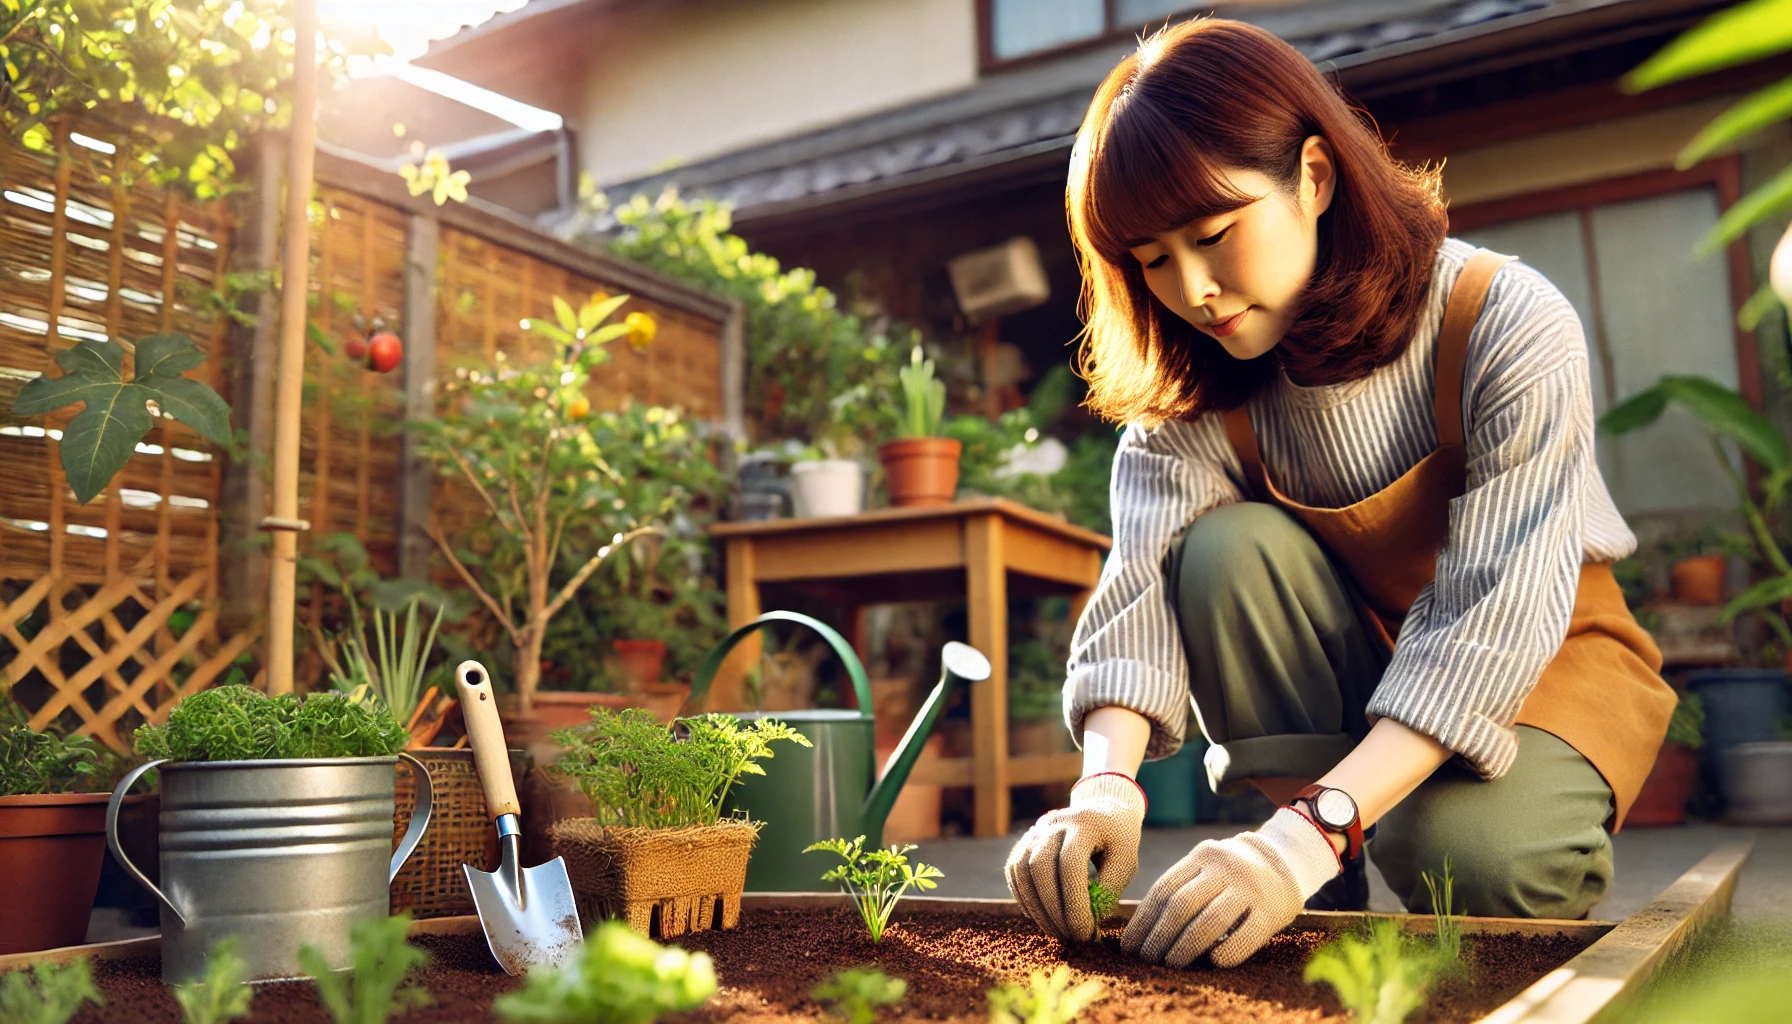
712, 538, 761, 712
1067, 549, 1103, 630
966, 513, 1010, 838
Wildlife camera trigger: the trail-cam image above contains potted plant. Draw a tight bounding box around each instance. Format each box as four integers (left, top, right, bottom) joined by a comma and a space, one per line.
0, 694, 125, 954
879, 346, 962, 507
787, 442, 866, 518
108, 685, 433, 981
420, 292, 665, 743
546, 707, 808, 938
1628, 692, 1705, 827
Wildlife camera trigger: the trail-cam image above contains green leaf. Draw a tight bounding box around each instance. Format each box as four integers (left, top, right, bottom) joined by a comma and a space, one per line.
1597, 386, 1668, 437
553, 295, 578, 334
584, 293, 630, 330
1694, 163, 1792, 257
1623, 0, 1792, 92
1677, 75, 1792, 168
135, 331, 207, 378
1739, 281, 1788, 332
1659, 375, 1789, 470
61, 381, 154, 504
1719, 575, 1792, 625
308, 320, 339, 357
147, 375, 232, 445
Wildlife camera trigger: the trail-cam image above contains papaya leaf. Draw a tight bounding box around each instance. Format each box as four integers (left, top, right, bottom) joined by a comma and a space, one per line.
10, 334, 231, 504
1659, 375, 1789, 471
1622, 0, 1792, 92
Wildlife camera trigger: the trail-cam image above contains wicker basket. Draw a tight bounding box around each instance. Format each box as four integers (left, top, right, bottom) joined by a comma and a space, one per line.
549, 819, 760, 938
390, 749, 523, 919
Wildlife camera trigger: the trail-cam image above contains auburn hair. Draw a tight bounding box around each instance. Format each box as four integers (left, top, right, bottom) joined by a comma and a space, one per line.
1068, 18, 1448, 426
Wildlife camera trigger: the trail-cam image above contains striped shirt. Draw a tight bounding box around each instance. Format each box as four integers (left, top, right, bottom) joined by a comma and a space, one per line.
1065, 237, 1634, 780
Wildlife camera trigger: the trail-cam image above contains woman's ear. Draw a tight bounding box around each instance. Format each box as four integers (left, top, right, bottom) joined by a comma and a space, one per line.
1301, 135, 1336, 219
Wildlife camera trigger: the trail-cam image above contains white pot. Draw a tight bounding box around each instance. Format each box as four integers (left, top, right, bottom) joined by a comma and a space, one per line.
788, 459, 863, 518
1722, 741, 1792, 825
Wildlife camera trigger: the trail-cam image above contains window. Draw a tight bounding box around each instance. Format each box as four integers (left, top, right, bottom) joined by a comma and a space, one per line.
982, 1, 1279, 64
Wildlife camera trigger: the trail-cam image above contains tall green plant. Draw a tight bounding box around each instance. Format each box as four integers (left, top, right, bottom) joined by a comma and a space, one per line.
897, 346, 946, 439
549, 708, 809, 828
419, 292, 666, 713
1622, 0, 1792, 327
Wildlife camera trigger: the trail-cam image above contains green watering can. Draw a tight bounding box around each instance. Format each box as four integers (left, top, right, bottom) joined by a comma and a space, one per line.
689, 611, 991, 891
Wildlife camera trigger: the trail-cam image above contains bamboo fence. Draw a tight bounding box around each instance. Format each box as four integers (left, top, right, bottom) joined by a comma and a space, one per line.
1, 126, 734, 748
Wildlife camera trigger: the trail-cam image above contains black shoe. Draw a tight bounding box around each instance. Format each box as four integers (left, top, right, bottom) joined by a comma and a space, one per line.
1303, 823, 1375, 912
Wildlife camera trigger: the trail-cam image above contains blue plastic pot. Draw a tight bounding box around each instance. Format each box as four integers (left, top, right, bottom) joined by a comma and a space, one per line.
1137, 741, 1204, 827
1686, 669, 1790, 797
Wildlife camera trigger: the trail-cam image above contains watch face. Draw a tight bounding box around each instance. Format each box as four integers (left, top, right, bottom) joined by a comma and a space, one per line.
1314, 789, 1356, 829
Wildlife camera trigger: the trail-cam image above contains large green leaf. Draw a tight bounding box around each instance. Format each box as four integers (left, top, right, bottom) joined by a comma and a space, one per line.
1596, 386, 1668, 436
1720, 574, 1792, 625
1677, 75, 1792, 168
1695, 163, 1792, 257
1659, 375, 1789, 471
9, 334, 231, 504
1623, 0, 1792, 92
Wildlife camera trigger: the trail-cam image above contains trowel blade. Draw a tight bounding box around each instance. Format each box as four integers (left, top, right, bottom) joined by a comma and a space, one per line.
463, 855, 584, 976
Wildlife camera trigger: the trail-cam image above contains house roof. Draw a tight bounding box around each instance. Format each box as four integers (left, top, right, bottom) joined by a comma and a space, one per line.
490, 0, 1721, 232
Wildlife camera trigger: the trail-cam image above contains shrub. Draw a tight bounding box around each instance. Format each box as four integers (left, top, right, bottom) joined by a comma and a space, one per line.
0, 958, 102, 1024
550, 708, 809, 827
493, 920, 716, 1024
986, 966, 1104, 1024
134, 686, 409, 762
812, 968, 906, 1024
298, 913, 430, 1024
805, 836, 943, 943
173, 938, 253, 1024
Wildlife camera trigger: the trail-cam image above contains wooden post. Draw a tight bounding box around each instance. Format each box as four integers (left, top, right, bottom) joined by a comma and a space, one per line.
966, 512, 1010, 838
263, 0, 319, 695
712, 538, 761, 712
399, 214, 439, 581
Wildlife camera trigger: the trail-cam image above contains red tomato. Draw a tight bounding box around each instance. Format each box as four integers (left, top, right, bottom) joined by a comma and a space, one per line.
344, 335, 367, 361
367, 332, 403, 373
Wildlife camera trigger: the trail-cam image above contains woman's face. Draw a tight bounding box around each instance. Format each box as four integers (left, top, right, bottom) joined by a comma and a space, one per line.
1127, 135, 1336, 361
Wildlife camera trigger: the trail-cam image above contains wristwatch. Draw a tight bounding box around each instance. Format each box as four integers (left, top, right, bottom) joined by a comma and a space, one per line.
1292, 784, 1363, 861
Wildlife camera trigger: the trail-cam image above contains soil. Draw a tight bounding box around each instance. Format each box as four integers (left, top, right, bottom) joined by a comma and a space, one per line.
69, 909, 1593, 1023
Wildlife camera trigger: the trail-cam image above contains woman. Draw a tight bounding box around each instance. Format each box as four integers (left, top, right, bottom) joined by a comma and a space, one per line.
1004, 18, 1676, 969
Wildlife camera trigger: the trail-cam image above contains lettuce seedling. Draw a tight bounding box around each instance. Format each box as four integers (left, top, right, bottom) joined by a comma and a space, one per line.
0, 958, 102, 1024
1087, 880, 1119, 933
298, 913, 431, 1024
805, 835, 943, 943
494, 920, 717, 1024
174, 937, 253, 1024
1303, 919, 1439, 1024
986, 965, 1104, 1024
812, 967, 906, 1024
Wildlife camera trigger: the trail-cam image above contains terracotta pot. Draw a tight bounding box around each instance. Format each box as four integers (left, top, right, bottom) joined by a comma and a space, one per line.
1626, 741, 1698, 827
612, 639, 668, 690
549, 819, 760, 938
1670, 554, 1727, 606
500, 690, 630, 766
0, 792, 111, 954
630, 681, 693, 724
879, 437, 963, 507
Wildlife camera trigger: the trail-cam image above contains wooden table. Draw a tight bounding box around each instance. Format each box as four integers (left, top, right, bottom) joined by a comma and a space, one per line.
709, 499, 1112, 838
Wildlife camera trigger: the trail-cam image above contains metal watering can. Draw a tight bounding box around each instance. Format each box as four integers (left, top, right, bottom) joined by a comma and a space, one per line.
688, 611, 991, 891
106, 754, 434, 982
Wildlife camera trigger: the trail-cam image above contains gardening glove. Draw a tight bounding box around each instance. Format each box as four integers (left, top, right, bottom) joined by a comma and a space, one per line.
1122, 807, 1340, 969
1004, 773, 1146, 942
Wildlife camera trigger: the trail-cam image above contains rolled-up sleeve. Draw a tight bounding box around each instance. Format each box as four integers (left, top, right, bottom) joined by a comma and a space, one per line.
1064, 415, 1243, 759
1365, 313, 1594, 779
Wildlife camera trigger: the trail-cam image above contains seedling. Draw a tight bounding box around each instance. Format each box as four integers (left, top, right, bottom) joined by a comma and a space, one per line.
1087, 880, 1119, 932
550, 709, 809, 827
298, 913, 431, 1024
1421, 856, 1464, 971
493, 919, 717, 1024
986, 965, 1104, 1024
1303, 919, 1439, 1024
812, 967, 907, 1024
0, 958, 102, 1024
174, 937, 253, 1024
806, 836, 944, 943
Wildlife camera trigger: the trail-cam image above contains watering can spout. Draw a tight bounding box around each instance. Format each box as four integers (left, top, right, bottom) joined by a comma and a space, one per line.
861, 642, 991, 846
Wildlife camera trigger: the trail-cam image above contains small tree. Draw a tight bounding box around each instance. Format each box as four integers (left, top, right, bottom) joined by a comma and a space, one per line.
419, 293, 663, 712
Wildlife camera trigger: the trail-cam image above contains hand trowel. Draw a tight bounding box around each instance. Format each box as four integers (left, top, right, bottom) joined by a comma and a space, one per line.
455, 660, 584, 975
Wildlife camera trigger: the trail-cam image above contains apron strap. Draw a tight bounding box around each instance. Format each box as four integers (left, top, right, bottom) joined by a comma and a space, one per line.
1434, 249, 1517, 447
1222, 405, 1266, 500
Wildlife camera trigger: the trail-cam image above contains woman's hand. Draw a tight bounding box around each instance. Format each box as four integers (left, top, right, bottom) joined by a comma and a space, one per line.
1005, 774, 1146, 942
1121, 808, 1340, 968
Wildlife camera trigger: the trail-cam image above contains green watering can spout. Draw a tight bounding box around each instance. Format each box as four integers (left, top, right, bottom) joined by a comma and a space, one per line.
689, 611, 991, 848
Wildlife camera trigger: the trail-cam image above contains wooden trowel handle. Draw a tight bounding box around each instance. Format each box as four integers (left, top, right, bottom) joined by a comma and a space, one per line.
455, 660, 520, 819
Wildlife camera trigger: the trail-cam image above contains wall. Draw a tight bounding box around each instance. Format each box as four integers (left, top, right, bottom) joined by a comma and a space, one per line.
576, 0, 978, 187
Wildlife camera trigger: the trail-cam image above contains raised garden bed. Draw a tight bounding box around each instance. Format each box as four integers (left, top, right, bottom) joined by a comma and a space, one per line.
6, 843, 1749, 1024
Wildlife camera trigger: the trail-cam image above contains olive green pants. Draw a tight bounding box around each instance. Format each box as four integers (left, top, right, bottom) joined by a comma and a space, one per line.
1166, 502, 1614, 919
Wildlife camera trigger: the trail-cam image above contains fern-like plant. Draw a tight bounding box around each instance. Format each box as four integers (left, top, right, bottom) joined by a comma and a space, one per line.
1304, 919, 1439, 1024
0, 958, 102, 1024
896, 345, 946, 439
805, 835, 943, 943
1087, 880, 1120, 934
297, 913, 431, 1024
493, 920, 716, 1024
174, 937, 253, 1024
986, 966, 1104, 1024
812, 967, 907, 1024
133, 686, 409, 762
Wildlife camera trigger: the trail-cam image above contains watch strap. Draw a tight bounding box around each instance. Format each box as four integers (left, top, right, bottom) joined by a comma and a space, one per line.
1293, 784, 1363, 861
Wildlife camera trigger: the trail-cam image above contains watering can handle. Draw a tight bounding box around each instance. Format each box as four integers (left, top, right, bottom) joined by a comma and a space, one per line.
688, 611, 872, 714
390, 752, 435, 884
107, 759, 182, 926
